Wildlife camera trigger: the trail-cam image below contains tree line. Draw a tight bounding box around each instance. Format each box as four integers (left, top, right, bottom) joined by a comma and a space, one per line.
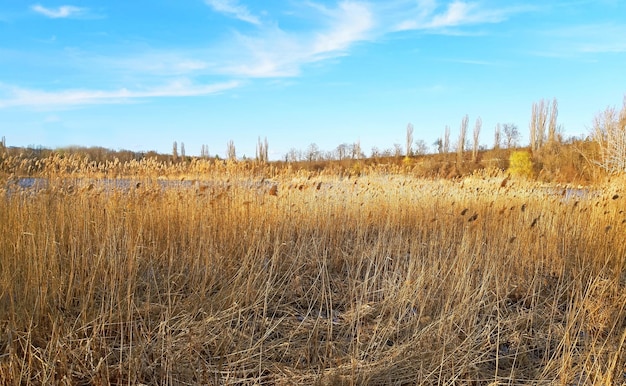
2, 96, 625, 177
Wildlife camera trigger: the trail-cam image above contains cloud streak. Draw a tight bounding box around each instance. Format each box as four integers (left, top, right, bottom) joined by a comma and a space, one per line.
215, 1, 374, 78
312, 1, 373, 55
205, 0, 260, 25
528, 23, 626, 58
31, 4, 85, 19
556, 23, 626, 53
10, 1, 527, 110
394, 1, 529, 31
0, 80, 240, 109
210, 1, 520, 78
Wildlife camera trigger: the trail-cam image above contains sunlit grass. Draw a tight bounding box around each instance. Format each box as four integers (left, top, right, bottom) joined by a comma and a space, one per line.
1, 170, 625, 385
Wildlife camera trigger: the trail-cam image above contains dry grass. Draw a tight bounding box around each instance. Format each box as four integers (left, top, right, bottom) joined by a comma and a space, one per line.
1, 171, 625, 385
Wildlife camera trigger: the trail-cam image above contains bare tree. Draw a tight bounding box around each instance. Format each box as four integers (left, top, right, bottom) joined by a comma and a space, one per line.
406, 123, 414, 157
443, 125, 450, 154
503, 123, 520, 149
381, 147, 394, 157
180, 142, 185, 159
256, 137, 269, 163
494, 124, 501, 150
472, 117, 482, 163
536, 99, 548, 150
306, 143, 320, 162
530, 104, 537, 151
286, 148, 301, 162
256, 137, 263, 162
352, 140, 362, 160
591, 97, 626, 173
346, 144, 355, 159
530, 99, 549, 151
414, 139, 428, 155
434, 138, 443, 154
393, 143, 403, 158
336, 143, 348, 160
548, 98, 559, 146
200, 144, 209, 158
457, 115, 468, 163
226, 140, 236, 161
172, 141, 178, 161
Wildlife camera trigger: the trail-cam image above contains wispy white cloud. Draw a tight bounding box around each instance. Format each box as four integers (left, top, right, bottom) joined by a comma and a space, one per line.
0, 80, 240, 109
216, 1, 374, 78
558, 24, 626, 53
9, 0, 528, 110
529, 23, 626, 57
394, 1, 530, 31
107, 53, 211, 76
579, 41, 626, 54
312, 1, 373, 55
431, 1, 479, 28
205, 0, 260, 25
31, 4, 85, 19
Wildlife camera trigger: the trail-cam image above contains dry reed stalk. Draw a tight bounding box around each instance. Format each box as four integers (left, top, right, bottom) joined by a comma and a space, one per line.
0, 174, 624, 384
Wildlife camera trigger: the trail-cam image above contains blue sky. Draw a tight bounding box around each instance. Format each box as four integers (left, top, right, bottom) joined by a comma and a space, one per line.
1, 1, 625, 159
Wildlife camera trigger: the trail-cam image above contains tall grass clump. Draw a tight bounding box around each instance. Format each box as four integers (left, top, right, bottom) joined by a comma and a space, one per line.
1, 173, 625, 385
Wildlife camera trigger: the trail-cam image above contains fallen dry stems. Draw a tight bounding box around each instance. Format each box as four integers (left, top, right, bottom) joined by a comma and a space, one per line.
1, 175, 625, 385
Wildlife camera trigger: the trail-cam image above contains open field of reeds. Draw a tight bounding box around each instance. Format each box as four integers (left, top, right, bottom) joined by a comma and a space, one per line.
1, 168, 626, 385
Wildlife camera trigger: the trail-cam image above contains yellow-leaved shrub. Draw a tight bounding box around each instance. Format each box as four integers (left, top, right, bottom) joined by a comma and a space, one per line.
508, 150, 534, 178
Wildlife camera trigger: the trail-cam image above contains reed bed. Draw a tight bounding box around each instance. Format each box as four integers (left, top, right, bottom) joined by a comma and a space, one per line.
1, 173, 625, 385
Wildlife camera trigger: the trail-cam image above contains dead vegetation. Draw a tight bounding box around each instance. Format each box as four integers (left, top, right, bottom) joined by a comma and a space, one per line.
1, 170, 625, 385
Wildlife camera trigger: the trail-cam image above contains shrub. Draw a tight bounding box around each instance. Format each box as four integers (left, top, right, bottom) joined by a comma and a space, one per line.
508, 150, 534, 179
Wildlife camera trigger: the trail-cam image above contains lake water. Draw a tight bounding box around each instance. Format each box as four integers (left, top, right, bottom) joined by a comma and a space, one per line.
4, 177, 275, 197
5, 177, 596, 201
